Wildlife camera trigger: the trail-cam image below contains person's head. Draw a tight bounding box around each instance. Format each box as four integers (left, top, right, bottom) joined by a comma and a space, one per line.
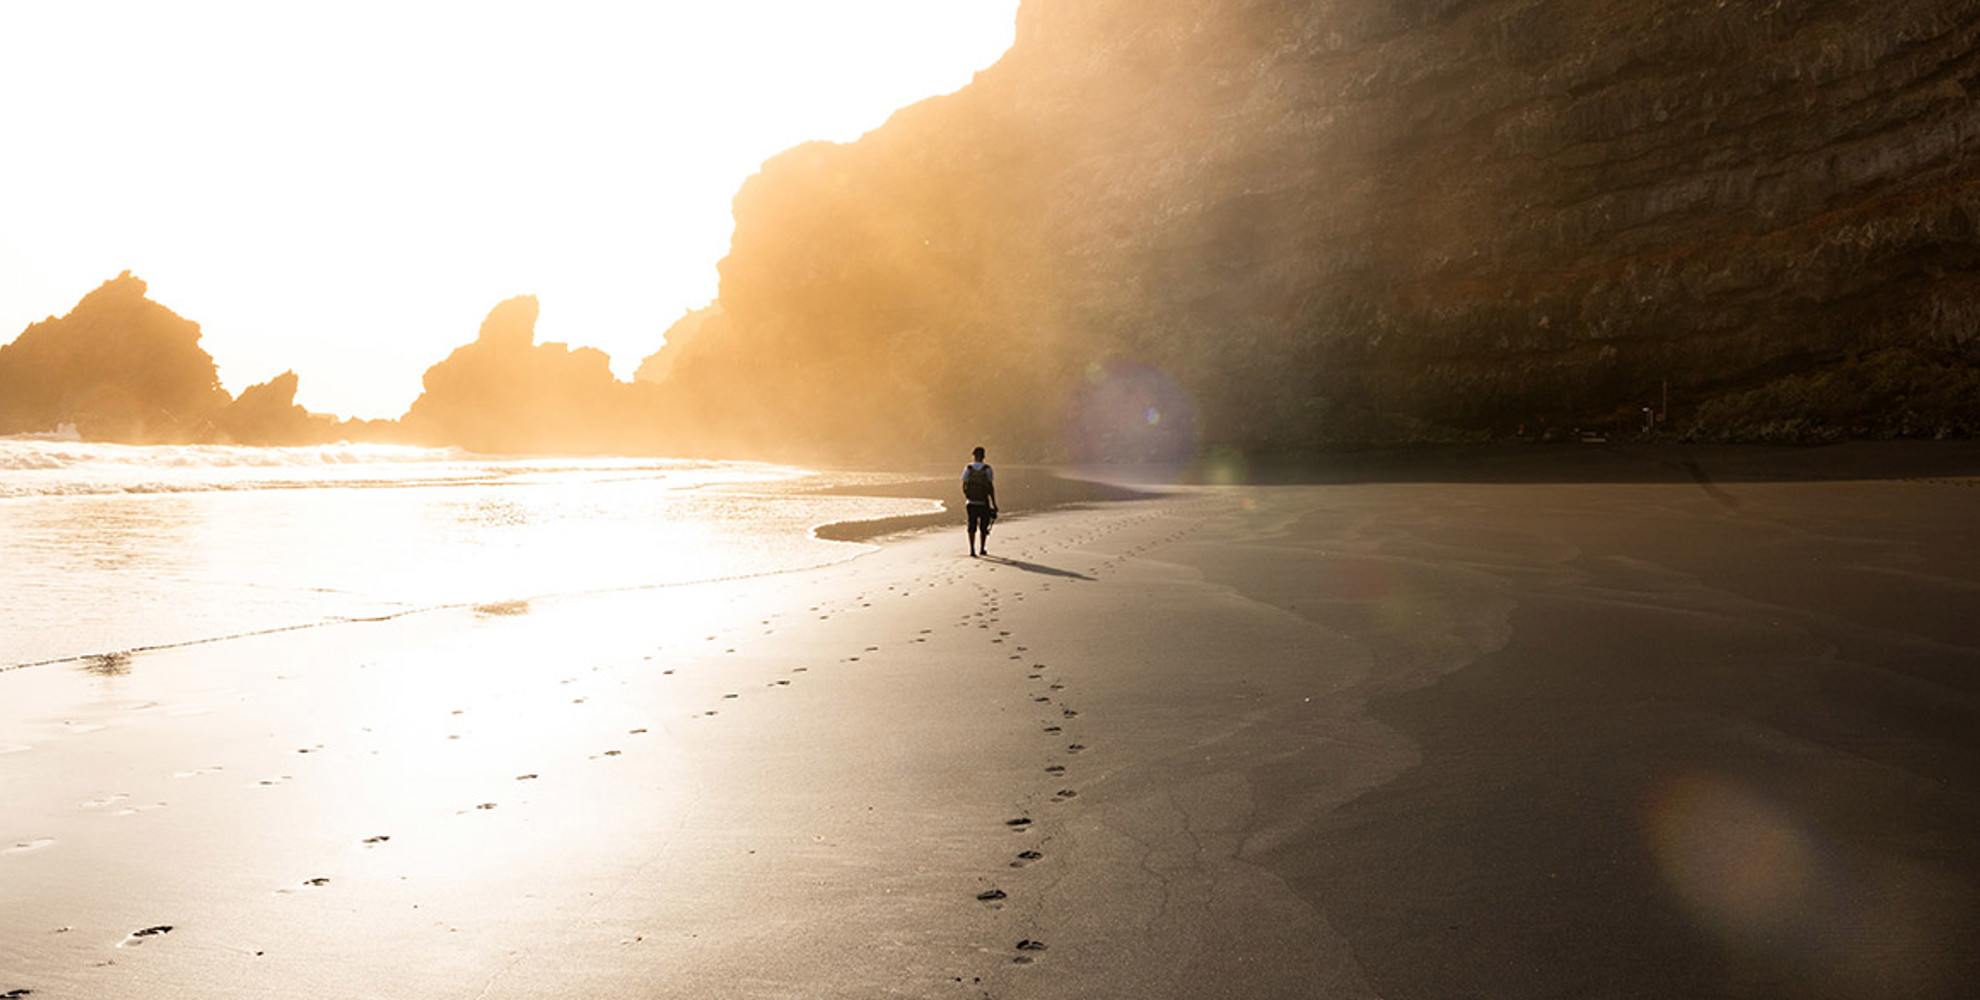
972, 446, 986, 461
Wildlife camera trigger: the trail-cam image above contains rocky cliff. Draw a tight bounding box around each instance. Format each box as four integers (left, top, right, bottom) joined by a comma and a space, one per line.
646, 0, 1980, 460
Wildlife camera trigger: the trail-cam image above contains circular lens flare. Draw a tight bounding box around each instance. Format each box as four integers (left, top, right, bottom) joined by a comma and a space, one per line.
1061, 362, 1197, 471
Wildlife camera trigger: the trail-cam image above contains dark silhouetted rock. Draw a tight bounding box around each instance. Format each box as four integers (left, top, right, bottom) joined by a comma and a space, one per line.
0, 271, 232, 441
403, 295, 661, 454
217, 370, 336, 445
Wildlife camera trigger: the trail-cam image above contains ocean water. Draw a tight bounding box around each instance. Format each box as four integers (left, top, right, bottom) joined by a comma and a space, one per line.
0, 439, 936, 669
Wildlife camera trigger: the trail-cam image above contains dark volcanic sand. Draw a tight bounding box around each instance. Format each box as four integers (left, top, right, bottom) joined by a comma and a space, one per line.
1197, 454, 1980, 999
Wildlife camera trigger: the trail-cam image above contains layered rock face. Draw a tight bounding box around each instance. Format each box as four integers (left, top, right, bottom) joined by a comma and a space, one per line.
649, 0, 1980, 459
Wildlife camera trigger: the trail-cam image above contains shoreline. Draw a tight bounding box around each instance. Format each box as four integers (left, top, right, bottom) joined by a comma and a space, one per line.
1194, 438, 1980, 484
808, 467, 1156, 543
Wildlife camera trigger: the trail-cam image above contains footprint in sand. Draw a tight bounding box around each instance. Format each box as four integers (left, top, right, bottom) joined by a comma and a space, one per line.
4, 839, 56, 855
362, 835, 391, 845
117, 925, 173, 947
1061, 709, 1080, 718
80, 793, 129, 810
0, 743, 32, 756
1013, 850, 1043, 865
1067, 744, 1087, 754
302, 877, 331, 887
1005, 818, 1032, 830
1043, 726, 1062, 734
976, 889, 1007, 902
1045, 765, 1066, 775
1014, 939, 1048, 963
516, 774, 539, 781
1033, 696, 1051, 703
1051, 790, 1078, 802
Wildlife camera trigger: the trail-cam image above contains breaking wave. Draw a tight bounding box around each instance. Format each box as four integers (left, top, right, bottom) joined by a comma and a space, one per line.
0, 438, 794, 499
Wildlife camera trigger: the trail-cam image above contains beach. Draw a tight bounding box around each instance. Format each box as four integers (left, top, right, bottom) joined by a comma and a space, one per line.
4, 447, 1978, 998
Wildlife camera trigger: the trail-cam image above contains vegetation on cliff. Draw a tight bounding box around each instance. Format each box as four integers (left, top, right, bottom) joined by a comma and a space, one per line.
637, 0, 1980, 461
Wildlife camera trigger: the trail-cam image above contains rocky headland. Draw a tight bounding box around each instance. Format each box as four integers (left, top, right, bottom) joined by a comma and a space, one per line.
643, 0, 1980, 460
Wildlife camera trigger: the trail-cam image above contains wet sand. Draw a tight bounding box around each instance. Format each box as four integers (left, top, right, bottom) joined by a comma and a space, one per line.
3, 448, 1976, 998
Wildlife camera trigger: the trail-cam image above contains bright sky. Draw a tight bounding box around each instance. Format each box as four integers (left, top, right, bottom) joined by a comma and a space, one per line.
0, 1, 1018, 419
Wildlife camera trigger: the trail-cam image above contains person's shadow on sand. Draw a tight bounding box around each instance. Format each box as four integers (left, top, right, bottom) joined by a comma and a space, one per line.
981, 555, 1096, 581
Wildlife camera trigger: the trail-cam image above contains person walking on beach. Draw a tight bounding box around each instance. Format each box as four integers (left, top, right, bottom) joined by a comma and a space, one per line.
962, 445, 997, 557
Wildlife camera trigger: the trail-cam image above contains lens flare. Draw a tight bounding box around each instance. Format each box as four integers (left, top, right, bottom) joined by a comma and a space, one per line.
1648, 774, 1825, 943
1061, 362, 1197, 471
1644, 772, 1962, 996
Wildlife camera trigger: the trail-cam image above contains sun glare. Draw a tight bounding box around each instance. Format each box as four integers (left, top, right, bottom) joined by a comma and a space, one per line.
0, 1, 1019, 418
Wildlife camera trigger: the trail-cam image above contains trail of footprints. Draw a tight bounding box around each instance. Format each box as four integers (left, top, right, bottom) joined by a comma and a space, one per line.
949, 502, 1216, 974
959, 580, 1095, 971
30, 506, 1207, 976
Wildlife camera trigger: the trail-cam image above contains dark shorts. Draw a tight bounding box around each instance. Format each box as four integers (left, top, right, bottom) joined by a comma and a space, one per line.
967, 502, 995, 534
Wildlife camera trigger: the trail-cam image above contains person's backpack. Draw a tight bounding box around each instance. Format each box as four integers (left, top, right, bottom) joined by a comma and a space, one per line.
963, 464, 992, 503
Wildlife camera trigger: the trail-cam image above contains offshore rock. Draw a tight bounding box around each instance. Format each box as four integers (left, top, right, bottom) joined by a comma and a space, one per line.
217, 370, 332, 446
403, 295, 660, 455
0, 272, 231, 442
